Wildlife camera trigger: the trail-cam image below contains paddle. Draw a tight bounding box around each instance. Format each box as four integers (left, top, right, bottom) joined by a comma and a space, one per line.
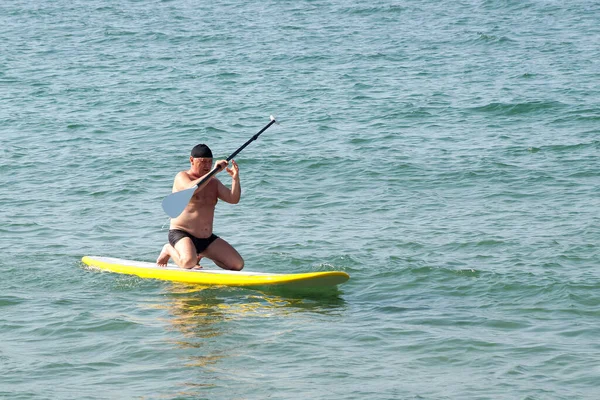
161, 115, 277, 218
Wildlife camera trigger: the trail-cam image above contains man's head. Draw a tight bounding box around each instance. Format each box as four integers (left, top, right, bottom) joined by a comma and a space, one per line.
191, 144, 213, 159
190, 144, 214, 173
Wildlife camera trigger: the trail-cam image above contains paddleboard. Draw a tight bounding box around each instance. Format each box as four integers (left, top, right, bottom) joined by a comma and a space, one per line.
81, 256, 350, 288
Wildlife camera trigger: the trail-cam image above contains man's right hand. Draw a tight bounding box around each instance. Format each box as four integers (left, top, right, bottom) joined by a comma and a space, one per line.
214, 160, 228, 171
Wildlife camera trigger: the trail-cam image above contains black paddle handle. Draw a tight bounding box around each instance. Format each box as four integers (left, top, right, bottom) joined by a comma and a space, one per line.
195, 118, 276, 188
226, 118, 276, 161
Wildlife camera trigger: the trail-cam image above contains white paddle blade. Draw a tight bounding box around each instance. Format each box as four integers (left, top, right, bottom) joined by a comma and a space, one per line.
161, 186, 196, 218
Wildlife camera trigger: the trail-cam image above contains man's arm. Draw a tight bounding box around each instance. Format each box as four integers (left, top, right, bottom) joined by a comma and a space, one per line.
173, 160, 228, 193
217, 160, 241, 204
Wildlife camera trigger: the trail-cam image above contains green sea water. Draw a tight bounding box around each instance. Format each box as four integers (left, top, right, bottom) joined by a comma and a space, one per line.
1, 0, 599, 398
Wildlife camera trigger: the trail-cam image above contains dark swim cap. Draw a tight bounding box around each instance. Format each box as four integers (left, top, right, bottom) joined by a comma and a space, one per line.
190, 144, 213, 158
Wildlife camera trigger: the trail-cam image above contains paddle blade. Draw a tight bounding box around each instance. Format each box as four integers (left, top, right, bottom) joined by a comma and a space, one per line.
161, 186, 196, 218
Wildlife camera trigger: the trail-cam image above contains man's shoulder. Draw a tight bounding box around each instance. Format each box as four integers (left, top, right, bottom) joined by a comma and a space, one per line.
175, 170, 192, 180
173, 171, 193, 189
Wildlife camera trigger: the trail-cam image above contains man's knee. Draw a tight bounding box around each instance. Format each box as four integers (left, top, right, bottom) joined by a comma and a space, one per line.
232, 259, 244, 271
226, 257, 244, 271
180, 254, 198, 269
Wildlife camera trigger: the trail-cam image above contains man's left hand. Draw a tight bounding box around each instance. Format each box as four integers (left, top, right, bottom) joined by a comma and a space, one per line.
226, 160, 239, 180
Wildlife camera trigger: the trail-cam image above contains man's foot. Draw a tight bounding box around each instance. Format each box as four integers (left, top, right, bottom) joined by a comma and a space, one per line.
156, 244, 171, 267
186, 257, 203, 270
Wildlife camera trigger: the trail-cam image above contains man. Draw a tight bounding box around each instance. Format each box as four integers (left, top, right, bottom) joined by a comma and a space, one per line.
156, 143, 244, 271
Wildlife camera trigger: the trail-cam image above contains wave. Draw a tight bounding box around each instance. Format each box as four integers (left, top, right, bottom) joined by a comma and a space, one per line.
544, 141, 600, 152
522, 141, 599, 154
341, 5, 407, 16
469, 100, 565, 115
476, 32, 517, 44
553, 109, 600, 123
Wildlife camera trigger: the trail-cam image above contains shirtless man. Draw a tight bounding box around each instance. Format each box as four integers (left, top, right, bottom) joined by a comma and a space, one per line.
156, 143, 244, 271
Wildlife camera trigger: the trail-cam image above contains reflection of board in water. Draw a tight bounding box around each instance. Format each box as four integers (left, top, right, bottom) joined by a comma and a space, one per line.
82, 256, 350, 289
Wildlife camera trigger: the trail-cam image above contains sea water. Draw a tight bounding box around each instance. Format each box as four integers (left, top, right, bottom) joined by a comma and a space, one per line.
1, 0, 599, 398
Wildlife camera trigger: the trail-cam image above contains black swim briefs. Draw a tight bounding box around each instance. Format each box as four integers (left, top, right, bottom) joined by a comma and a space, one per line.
168, 229, 219, 254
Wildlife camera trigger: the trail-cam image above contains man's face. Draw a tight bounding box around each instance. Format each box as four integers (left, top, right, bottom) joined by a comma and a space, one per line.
191, 157, 213, 174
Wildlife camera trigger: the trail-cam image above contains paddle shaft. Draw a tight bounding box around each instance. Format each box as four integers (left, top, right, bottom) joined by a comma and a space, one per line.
193, 118, 277, 189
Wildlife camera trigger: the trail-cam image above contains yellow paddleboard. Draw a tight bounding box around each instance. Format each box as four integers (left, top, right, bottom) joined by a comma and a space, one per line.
81, 256, 350, 288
